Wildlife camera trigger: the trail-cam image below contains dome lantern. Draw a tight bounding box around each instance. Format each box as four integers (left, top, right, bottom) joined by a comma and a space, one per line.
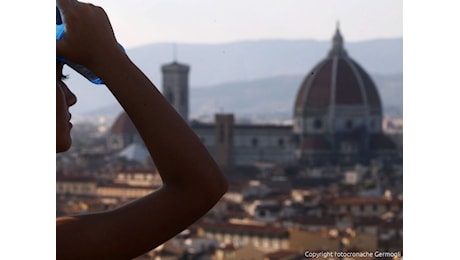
328, 21, 347, 58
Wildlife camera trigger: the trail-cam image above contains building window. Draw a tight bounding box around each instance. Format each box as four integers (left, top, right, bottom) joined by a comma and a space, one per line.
278, 138, 284, 147
252, 138, 258, 147
314, 119, 322, 129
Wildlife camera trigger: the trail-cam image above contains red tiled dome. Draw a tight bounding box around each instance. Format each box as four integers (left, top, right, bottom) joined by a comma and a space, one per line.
294, 26, 382, 116
111, 112, 138, 135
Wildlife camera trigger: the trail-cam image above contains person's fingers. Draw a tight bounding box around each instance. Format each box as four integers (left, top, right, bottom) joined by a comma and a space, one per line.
56, 0, 76, 14
57, 0, 83, 26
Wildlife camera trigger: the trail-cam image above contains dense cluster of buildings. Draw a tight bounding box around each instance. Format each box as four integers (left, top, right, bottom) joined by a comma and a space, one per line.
57, 26, 403, 259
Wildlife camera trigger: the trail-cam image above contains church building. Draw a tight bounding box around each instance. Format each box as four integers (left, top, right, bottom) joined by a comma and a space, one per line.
107, 25, 397, 169
292, 25, 397, 166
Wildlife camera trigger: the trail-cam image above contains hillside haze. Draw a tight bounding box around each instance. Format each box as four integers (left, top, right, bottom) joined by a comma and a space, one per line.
64, 38, 403, 118
190, 73, 403, 122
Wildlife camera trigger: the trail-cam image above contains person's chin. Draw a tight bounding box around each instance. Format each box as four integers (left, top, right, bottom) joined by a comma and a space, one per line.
56, 138, 72, 153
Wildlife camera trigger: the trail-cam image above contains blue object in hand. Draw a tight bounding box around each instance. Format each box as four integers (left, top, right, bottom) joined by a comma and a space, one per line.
56, 6, 125, 85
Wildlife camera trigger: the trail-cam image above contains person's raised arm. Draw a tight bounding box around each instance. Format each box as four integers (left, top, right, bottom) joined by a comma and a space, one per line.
56, 1, 228, 259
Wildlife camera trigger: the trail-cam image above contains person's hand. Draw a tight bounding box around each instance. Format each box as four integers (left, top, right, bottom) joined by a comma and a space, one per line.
56, 0, 124, 71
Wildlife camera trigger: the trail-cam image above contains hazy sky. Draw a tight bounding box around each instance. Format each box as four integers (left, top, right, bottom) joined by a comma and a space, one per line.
87, 0, 402, 48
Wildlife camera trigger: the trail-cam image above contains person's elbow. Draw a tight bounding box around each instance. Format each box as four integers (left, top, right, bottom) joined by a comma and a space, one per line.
206, 169, 228, 202
198, 167, 228, 207
214, 171, 229, 198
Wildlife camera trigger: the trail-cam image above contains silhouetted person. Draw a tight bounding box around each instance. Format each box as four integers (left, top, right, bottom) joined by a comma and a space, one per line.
56, 1, 228, 259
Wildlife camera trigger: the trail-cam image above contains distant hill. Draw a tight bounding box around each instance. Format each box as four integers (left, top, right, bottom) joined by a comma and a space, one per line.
64, 38, 403, 116
127, 38, 403, 87
190, 73, 402, 121
83, 72, 402, 122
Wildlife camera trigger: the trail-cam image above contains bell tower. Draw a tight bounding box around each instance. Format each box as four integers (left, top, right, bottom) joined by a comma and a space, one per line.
161, 60, 190, 122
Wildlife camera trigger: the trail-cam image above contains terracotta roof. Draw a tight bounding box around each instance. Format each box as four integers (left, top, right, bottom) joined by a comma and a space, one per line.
289, 215, 336, 226
328, 197, 402, 206
220, 244, 236, 251
199, 222, 289, 237
97, 182, 155, 189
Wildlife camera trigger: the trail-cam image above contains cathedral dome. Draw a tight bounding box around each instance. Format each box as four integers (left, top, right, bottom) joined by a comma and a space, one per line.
111, 112, 137, 135
293, 24, 383, 136
108, 112, 143, 152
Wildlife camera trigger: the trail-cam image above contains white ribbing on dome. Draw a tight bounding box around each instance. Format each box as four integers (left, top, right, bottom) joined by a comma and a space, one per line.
345, 58, 370, 107
329, 56, 339, 135
328, 22, 343, 135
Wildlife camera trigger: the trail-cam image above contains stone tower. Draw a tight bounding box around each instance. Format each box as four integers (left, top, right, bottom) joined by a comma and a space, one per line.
161, 61, 190, 122
215, 113, 234, 170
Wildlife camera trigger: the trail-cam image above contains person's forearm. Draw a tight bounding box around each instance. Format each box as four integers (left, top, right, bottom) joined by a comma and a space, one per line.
56, 3, 228, 258
93, 51, 227, 191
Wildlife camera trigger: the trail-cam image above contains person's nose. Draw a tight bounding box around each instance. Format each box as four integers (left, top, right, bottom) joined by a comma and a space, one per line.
64, 85, 77, 107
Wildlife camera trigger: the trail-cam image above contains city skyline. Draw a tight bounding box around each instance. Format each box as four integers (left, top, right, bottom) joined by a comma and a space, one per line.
6, 0, 457, 258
